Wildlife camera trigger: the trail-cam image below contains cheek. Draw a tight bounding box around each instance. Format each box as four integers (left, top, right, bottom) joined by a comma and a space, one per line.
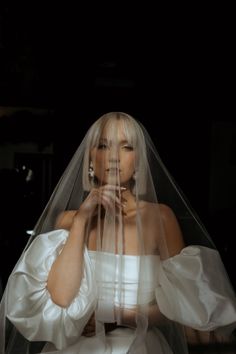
122, 154, 135, 171
93, 154, 107, 171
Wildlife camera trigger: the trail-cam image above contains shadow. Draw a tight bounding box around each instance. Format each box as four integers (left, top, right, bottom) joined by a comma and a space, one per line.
0, 168, 29, 292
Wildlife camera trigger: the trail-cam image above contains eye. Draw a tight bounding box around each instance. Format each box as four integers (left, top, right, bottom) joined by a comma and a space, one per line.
123, 145, 134, 151
98, 143, 108, 150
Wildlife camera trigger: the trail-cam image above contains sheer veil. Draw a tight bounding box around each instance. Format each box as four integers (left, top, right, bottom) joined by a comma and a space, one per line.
0, 112, 235, 354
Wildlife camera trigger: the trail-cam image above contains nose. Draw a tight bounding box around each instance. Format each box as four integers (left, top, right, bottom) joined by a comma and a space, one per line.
109, 147, 120, 163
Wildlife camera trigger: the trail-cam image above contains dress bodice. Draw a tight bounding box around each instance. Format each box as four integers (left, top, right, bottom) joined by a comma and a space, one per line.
88, 251, 159, 308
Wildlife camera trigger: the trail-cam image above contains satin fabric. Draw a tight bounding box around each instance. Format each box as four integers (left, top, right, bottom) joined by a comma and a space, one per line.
6, 230, 236, 353
89, 250, 159, 308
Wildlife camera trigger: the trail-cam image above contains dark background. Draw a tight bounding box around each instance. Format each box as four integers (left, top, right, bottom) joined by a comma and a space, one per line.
0, 4, 235, 294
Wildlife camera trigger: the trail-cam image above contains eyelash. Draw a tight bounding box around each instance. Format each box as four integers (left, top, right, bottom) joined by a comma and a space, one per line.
123, 145, 133, 150
97, 144, 133, 151
98, 144, 107, 150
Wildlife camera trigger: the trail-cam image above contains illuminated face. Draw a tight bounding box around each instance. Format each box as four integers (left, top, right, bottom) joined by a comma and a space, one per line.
90, 119, 136, 186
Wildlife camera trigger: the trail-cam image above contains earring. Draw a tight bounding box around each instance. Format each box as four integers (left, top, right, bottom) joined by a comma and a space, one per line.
88, 162, 95, 178
133, 170, 138, 180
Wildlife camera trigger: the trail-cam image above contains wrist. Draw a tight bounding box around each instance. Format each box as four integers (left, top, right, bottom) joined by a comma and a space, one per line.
73, 209, 88, 222
71, 212, 88, 232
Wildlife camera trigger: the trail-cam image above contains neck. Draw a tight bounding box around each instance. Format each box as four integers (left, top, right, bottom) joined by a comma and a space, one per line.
121, 189, 139, 213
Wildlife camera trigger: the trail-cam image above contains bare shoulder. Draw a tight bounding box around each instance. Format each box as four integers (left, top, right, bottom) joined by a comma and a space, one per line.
142, 202, 185, 255
158, 203, 177, 221
141, 201, 175, 219
142, 202, 179, 225
159, 203, 185, 255
55, 210, 77, 230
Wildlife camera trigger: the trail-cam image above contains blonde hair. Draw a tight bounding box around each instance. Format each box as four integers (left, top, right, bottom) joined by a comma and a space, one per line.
82, 112, 148, 195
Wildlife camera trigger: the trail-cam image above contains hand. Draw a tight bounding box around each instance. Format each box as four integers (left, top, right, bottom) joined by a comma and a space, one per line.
77, 185, 126, 218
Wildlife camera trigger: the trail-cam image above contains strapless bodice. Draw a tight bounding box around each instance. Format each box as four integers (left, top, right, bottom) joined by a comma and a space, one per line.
88, 251, 159, 308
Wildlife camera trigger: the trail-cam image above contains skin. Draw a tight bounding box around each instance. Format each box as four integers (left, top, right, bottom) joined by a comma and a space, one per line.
46, 118, 185, 335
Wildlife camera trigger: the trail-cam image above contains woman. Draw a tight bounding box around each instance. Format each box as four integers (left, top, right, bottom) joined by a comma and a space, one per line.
0, 112, 236, 353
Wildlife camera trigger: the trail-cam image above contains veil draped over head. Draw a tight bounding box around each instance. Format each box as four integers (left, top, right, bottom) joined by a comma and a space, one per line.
0, 112, 236, 354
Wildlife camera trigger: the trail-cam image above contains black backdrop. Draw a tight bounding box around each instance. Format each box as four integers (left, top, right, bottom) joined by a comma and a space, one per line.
0, 4, 235, 291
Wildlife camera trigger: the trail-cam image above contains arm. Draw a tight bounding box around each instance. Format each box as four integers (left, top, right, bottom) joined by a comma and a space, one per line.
47, 184, 124, 308
6, 230, 97, 349
159, 203, 185, 257
47, 210, 88, 307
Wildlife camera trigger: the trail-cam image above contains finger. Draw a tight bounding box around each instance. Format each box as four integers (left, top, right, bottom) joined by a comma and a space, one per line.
104, 186, 127, 204
101, 188, 126, 203
100, 185, 126, 192
100, 190, 123, 207
91, 188, 125, 210
100, 195, 116, 210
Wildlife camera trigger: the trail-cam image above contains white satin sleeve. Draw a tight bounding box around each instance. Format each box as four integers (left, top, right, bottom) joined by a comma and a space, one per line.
155, 246, 236, 331
6, 229, 97, 350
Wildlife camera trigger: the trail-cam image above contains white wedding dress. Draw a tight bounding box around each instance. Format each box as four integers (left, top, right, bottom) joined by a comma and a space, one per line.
6, 229, 236, 353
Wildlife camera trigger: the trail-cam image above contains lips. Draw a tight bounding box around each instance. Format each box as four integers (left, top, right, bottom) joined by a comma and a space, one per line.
106, 168, 121, 172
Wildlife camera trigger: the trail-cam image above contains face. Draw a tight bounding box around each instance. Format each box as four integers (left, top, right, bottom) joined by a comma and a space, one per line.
90, 119, 136, 186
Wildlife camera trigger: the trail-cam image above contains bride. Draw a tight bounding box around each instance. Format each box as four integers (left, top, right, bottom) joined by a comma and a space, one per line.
1, 112, 236, 353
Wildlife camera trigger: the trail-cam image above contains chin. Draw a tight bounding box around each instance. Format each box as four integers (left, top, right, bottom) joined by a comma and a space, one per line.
97, 173, 131, 186
98, 179, 126, 187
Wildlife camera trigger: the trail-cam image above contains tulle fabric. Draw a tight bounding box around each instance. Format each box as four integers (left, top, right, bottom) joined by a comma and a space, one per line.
0, 112, 236, 354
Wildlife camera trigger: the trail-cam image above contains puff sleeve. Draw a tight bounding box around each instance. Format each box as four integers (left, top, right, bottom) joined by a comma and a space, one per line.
155, 246, 236, 331
6, 229, 97, 350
